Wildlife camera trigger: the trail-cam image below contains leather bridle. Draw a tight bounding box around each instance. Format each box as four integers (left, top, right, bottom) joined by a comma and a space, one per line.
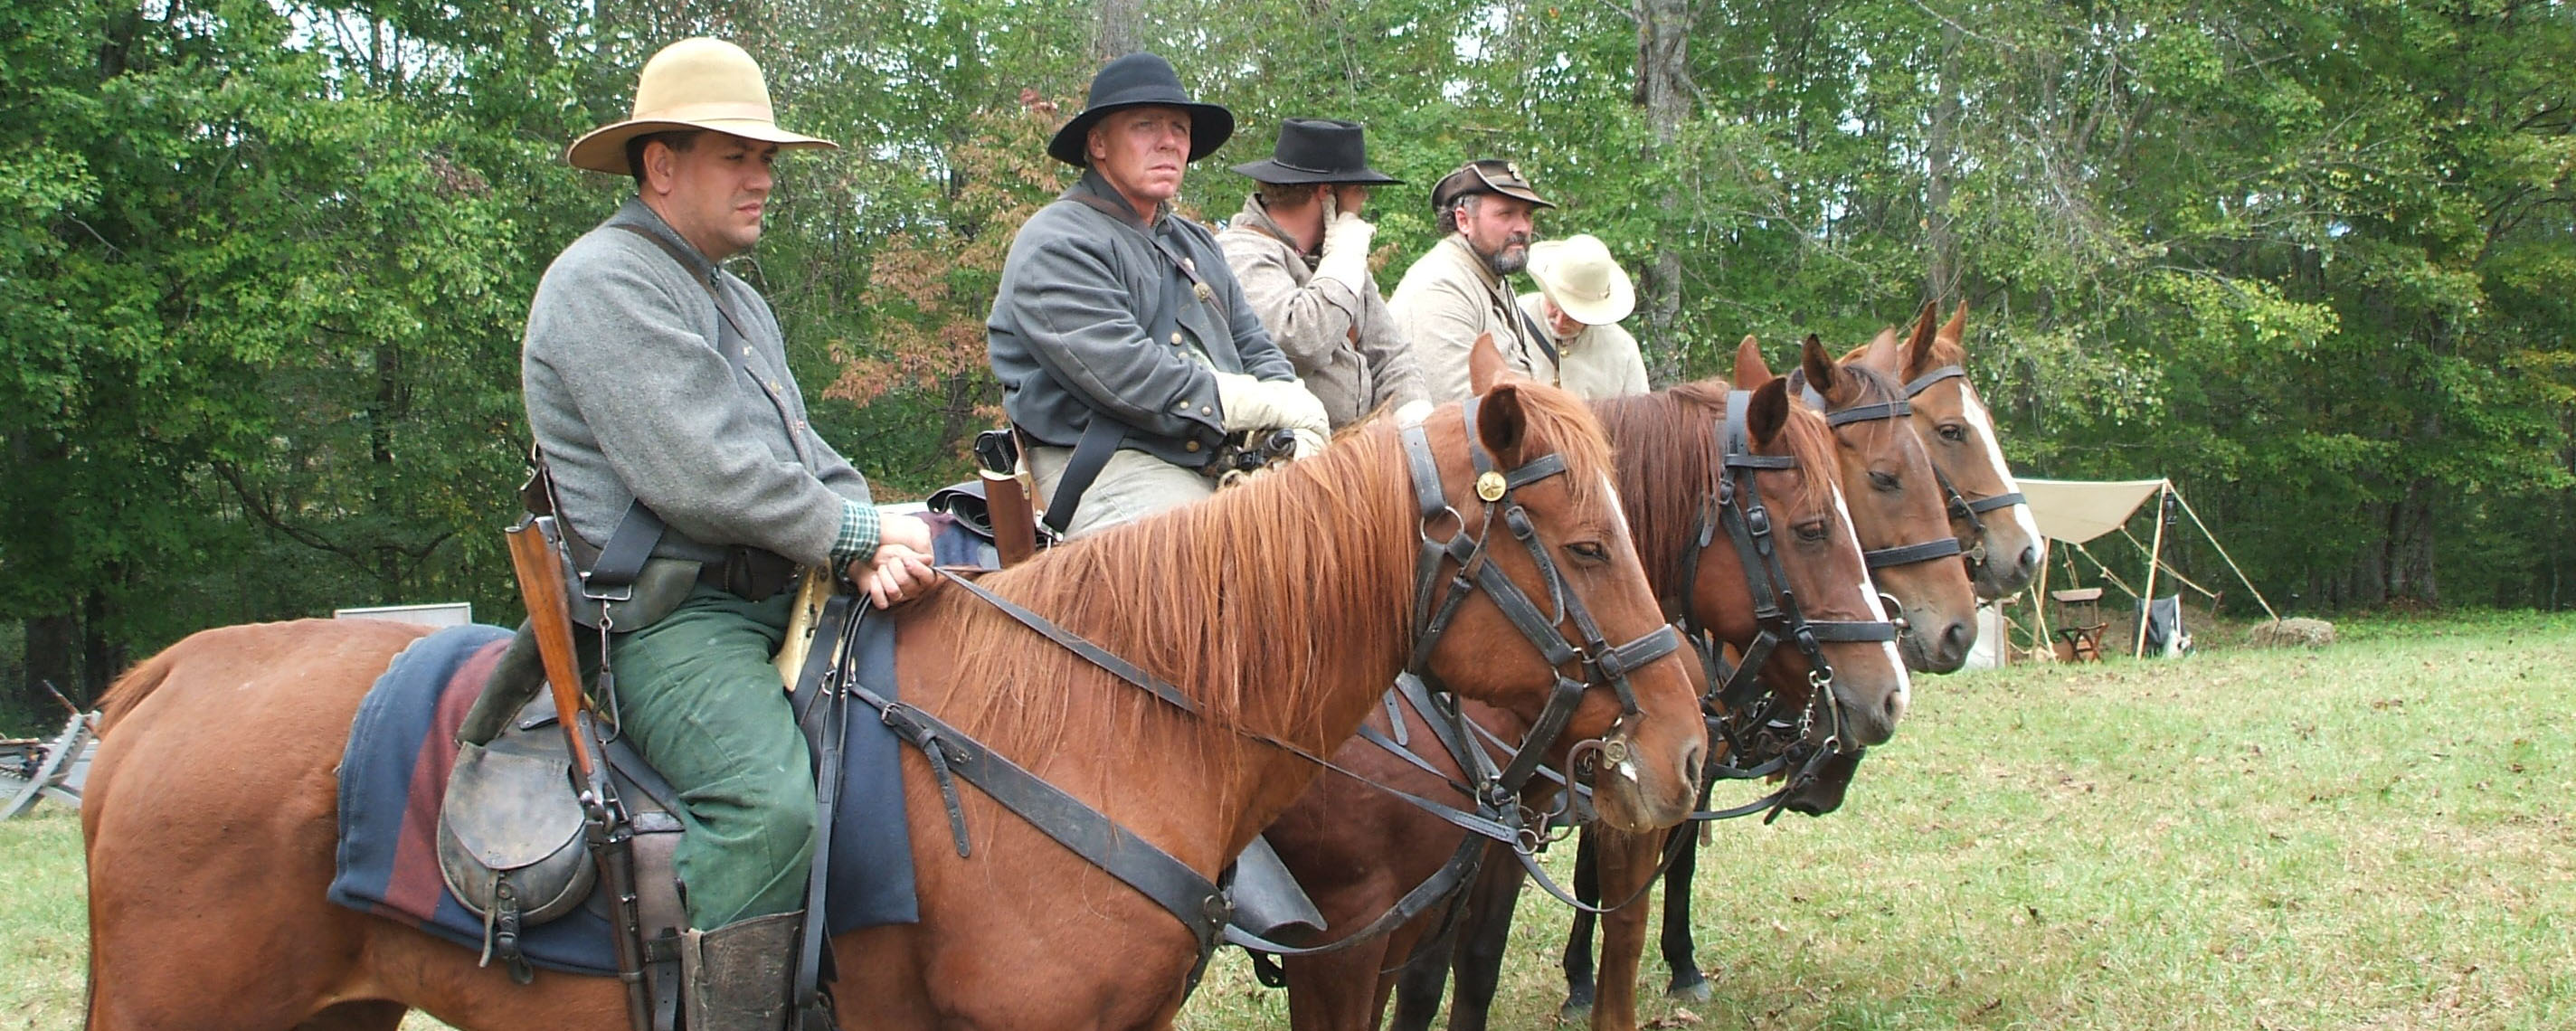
843, 396, 1682, 983
1900, 364, 2028, 565
1789, 369, 1968, 574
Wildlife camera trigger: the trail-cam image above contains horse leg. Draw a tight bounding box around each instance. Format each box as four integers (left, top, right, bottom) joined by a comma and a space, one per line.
1658, 829, 1709, 1002
1586, 826, 1665, 1031
1385, 929, 1449, 1031
1437, 846, 1525, 1031
1285, 933, 1397, 1031
1558, 829, 1601, 1023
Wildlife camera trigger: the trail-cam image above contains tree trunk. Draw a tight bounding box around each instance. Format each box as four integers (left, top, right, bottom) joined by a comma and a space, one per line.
1634, 0, 1691, 383
22, 615, 79, 715
1094, 0, 1142, 62
81, 586, 125, 701
1924, 21, 1962, 303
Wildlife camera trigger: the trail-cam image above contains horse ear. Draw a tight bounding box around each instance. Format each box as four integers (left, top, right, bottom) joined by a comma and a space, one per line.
1733, 335, 1774, 387
1800, 334, 1845, 404
1904, 298, 1940, 378
1476, 381, 1530, 463
1746, 377, 1792, 449
1469, 332, 1512, 395
1938, 299, 1969, 349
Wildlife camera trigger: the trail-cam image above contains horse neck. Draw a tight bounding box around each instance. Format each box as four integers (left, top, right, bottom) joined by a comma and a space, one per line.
1593, 391, 1726, 616
937, 430, 1422, 864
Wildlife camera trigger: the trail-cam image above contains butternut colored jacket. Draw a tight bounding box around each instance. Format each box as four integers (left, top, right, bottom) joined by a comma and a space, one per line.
1215, 195, 1426, 429
1388, 235, 1558, 403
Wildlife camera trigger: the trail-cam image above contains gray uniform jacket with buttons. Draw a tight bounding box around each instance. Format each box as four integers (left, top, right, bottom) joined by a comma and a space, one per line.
522, 197, 872, 569
988, 172, 1296, 467
1216, 194, 1427, 429
1388, 234, 1560, 403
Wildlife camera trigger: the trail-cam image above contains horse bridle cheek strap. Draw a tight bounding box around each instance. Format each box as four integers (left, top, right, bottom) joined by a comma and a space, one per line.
1791, 372, 1965, 573
1900, 365, 2028, 549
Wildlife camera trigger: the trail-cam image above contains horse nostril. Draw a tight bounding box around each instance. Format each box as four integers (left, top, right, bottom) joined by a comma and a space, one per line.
2017, 544, 2041, 572
1943, 620, 1975, 656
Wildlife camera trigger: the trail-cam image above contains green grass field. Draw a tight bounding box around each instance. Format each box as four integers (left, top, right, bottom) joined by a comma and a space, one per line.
7, 612, 2571, 1030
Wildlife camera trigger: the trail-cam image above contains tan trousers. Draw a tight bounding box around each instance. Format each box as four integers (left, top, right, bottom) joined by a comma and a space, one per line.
1028, 445, 1217, 538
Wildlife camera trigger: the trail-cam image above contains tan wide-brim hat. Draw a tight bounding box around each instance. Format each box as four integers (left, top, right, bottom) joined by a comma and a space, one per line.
565, 38, 838, 175
1527, 234, 1636, 326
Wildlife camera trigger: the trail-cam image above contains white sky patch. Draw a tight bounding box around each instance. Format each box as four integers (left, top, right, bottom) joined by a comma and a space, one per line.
1957, 383, 2042, 545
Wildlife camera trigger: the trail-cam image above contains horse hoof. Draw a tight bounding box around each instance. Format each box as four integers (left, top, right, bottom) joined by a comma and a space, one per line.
1556, 1000, 1594, 1025
1666, 979, 1712, 1003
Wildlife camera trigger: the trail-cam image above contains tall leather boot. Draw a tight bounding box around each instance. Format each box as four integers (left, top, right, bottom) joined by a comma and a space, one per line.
680, 910, 800, 1031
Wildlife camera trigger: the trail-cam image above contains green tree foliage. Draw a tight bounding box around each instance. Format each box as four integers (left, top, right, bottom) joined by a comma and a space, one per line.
2, 0, 2570, 719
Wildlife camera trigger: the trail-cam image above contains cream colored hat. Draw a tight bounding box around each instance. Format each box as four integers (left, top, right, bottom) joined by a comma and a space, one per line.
565, 38, 838, 175
1526, 234, 1636, 326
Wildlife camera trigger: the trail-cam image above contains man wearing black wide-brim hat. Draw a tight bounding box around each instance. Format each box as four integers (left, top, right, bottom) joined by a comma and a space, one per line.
987, 53, 1329, 538
1217, 118, 1430, 430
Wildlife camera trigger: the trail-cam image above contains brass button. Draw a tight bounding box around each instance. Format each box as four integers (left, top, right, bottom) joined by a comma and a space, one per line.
1200, 405, 1212, 415
767, 381, 781, 392
1175, 400, 1190, 412
1170, 332, 1184, 345
1185, 440, 1201, 452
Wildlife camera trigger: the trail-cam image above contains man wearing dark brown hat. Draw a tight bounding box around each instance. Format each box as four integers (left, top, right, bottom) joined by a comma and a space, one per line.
526, 37, 933, 1029
1388, 158, 1561, 402
1216, 118, 1429, 430
988, 53, 1329, 538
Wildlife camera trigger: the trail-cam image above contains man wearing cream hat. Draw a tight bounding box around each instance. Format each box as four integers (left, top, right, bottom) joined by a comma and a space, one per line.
1517, 233, 1650, 398
525, 38, 932, 1027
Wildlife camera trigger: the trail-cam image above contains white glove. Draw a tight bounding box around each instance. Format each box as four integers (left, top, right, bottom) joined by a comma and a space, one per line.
1393, 399, 1435, 426
1214, 372, 1330, 437
1312, 212, 1377, 295
1289, 428, 1327, 460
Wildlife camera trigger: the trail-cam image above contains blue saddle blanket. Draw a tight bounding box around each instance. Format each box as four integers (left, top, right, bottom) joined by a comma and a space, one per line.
327, 617, 917, 976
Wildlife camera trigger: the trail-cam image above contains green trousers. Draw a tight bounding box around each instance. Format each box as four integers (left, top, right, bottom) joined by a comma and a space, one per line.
603, 584, 815, 931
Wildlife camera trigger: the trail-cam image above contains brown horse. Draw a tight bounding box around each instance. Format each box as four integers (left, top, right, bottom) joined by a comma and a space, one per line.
1855, 300, 2044, 600
81, 383, 1708, 1031
1268, 373, 1911, 1031
1745, 329, 1981, 673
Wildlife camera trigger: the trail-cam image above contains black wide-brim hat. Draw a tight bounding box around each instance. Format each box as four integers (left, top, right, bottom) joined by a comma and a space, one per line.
1230, 118, 1403, 185
1047, 52, 1236, 167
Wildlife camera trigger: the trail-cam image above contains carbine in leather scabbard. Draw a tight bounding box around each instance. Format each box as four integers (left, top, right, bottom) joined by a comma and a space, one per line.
975, 430, 1039, 567
773, 568, 835, 691
503, 516, 655, 1031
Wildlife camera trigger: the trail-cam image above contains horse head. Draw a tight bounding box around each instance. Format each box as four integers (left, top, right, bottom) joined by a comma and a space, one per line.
1417, 357, 1707, 833
1741, 331, 1979, 673
1859, 300, 2045, 599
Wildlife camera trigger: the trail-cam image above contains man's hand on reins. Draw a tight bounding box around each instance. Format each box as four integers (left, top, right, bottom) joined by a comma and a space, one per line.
851, 513, 939, 609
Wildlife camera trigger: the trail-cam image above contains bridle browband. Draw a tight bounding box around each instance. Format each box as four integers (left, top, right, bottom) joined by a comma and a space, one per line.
1899, 364, 2028, 559
840, 397, 1682, 986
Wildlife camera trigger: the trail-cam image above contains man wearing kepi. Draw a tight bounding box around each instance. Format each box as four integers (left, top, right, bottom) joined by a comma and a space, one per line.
1518, 232, 1651, 399
1216, 118, 1429, 430
1389, 158, 1559, 402
989, 53, 1328, 538
524, 37, 934, 1029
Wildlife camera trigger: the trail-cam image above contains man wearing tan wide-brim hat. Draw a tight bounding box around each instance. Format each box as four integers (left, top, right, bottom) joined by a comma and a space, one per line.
519, 38, 933, 1029
1517, 233, 1650, 399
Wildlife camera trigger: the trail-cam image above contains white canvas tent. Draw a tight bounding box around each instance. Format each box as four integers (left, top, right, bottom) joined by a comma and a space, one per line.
2014, 478, 2277, 659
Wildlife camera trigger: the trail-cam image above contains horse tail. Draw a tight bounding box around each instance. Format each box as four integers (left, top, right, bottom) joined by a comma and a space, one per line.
92, 645, 183, 736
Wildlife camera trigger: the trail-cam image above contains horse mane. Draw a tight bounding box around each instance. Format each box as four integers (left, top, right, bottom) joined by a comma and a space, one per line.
1592, 380, 1842, 598
938, 384, 1614, 800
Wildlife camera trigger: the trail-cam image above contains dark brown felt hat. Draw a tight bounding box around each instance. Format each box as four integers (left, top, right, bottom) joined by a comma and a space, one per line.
1230, 118, 1403, 185
1428, 157, 1555, 213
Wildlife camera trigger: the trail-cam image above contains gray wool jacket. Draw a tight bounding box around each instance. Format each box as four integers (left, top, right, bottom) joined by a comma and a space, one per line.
522, 198, 873, 570
988, 172, 1296, 466
1216, 194, 1427, 430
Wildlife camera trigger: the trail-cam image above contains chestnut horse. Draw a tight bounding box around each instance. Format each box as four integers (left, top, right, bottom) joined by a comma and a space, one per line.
1395, 331, 1979, 1031
1267, 374, 1911, 1031
81, 383, 1708, 1031
1861, 301, 2044, 599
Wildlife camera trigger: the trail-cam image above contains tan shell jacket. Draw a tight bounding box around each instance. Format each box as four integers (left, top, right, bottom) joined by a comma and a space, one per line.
1216, 196, 1427, 429
1388, 235, 1559, 403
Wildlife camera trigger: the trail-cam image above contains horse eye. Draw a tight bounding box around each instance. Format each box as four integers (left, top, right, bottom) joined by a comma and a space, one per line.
1795, 520, 1828, 542
1567, 541, 1610, 563
1937, 423, 1967, 442
1869, 470, 1900, 492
